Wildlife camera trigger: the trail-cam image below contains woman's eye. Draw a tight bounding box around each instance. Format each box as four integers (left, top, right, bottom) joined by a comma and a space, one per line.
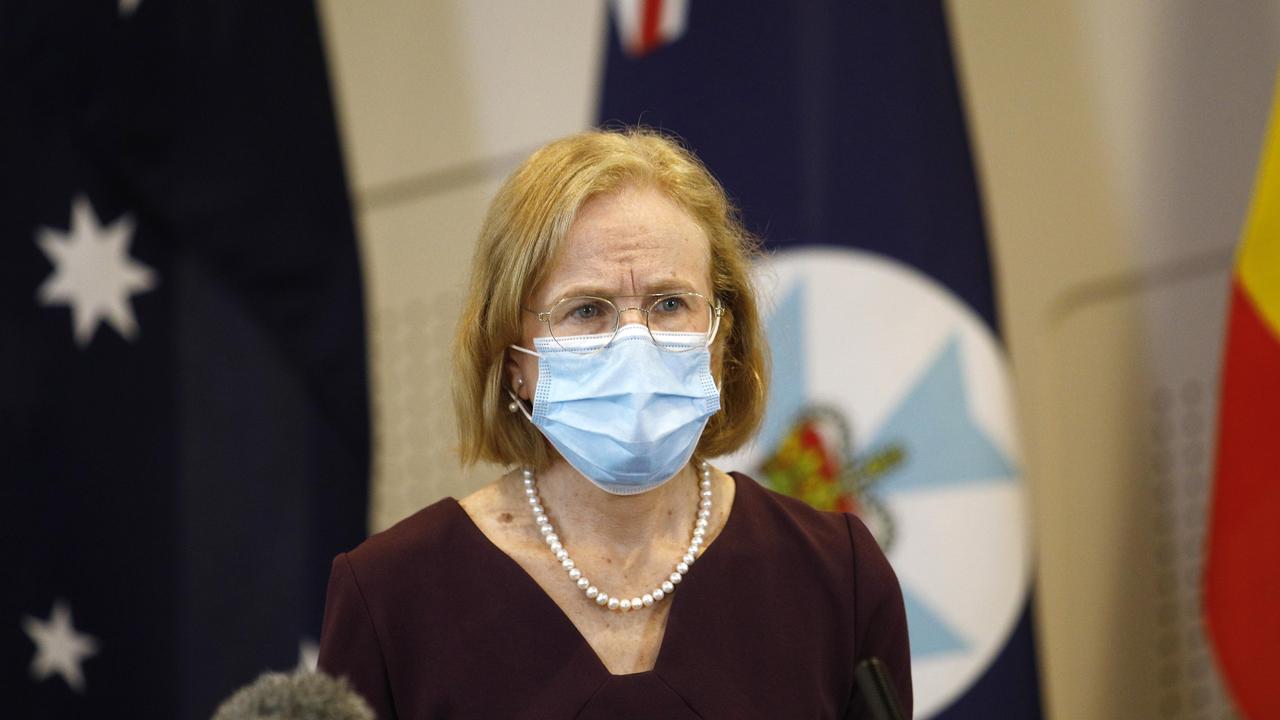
658, 297, 687, 313
569, 301, 603, 319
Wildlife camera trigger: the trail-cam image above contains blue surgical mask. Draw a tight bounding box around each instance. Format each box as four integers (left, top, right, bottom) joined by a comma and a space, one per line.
509, 324, 720, 495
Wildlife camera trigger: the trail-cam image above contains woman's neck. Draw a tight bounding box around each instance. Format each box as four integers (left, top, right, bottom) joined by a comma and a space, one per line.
527, 459, 701, 562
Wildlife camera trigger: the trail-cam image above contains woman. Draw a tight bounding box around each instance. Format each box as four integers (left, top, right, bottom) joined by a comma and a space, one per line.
318, 128, 912, 718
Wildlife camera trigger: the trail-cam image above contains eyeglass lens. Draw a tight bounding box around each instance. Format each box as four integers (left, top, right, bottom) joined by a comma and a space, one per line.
547, 293, 714, 353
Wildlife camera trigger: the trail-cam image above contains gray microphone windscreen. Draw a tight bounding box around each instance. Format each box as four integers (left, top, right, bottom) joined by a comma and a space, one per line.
211, 669, 375, 720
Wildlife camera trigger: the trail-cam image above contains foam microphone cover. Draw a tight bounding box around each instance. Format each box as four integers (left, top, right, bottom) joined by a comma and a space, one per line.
211, 669, 375, 720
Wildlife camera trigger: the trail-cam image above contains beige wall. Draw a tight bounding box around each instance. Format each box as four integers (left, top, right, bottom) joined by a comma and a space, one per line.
948, 2, 1279, 717
318, 2, 1280, 717
317, 1, 607, 531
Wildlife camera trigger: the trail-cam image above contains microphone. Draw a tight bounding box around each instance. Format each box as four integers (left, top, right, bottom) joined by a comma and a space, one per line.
211, 669, 375, 720
854, 657, 906, 720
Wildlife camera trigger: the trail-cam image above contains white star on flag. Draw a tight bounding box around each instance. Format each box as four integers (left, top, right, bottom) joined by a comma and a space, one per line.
36, 194, 157, 348
22, 599, 100, 693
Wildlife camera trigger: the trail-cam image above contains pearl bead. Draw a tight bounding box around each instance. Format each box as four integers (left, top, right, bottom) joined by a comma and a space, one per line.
521, 463, 709, 613
508, 401, 519, 412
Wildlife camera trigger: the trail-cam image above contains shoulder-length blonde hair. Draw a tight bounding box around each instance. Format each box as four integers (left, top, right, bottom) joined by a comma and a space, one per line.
453, 127, 769, 470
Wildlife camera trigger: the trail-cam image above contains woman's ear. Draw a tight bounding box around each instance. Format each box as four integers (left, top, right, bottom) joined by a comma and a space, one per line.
504, 351, 530, 402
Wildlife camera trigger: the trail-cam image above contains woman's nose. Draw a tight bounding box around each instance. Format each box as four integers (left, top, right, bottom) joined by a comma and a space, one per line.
617, 305, 647, 327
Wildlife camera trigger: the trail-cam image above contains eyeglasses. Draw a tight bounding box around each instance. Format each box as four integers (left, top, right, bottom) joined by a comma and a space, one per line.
525, 291, 724, 354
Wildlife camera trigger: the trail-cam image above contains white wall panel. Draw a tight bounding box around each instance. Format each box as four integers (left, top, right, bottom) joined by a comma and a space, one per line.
317, 1, 605, 529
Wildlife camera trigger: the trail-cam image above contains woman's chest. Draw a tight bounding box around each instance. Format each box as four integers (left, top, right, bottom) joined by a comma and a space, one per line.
508, 543, 677, 674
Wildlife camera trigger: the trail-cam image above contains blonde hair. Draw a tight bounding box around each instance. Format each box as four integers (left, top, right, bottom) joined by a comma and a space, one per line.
453, 127, 769, 469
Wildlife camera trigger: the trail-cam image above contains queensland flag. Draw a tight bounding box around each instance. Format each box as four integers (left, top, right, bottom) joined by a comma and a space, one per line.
1, 0, 368, 717
600, 2, 1042, 717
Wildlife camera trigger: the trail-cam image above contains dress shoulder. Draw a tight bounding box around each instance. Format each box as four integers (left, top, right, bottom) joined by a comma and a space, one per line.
317, 498, 466, 720
341, 497, 460, 583
729, 473, 912, 718
727, 472, 866, 588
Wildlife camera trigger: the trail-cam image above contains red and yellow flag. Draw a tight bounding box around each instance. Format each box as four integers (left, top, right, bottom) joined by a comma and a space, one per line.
1204, 74, 1280, 719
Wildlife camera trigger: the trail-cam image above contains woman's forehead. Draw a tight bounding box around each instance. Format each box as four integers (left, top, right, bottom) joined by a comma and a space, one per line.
534, 187, 712, 303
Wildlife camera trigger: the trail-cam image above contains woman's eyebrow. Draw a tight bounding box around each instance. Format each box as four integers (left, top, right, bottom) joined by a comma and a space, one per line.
640, 278, 701, 295
553, 279, 701, 299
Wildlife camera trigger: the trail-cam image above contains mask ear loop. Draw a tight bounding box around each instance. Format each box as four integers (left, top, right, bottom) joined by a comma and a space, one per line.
506, 388, 534, 421
703, 307, 725, 394
506, 344, 540, 422
704, 304, 724, 348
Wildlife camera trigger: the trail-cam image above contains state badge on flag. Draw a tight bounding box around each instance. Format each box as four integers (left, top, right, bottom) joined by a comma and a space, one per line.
719, 247, 1032, 718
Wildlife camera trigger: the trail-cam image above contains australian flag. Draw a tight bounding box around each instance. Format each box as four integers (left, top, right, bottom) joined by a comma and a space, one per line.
1, 0, 369, 717
600, 1, 1043, 717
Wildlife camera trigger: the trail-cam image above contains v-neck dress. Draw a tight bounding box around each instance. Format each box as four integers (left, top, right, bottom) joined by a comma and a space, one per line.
317, 473, 912, 719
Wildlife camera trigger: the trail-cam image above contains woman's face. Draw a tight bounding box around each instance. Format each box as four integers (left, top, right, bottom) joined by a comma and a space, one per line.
508, 183, 714, 403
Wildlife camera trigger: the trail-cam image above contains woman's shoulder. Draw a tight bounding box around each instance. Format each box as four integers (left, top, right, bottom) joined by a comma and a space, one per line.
341, 496, 469, 580
729, 471, 870, 549
727, 471, 897, 595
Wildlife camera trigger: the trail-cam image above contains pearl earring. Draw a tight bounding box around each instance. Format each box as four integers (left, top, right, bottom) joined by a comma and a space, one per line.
506, 379, 522, 412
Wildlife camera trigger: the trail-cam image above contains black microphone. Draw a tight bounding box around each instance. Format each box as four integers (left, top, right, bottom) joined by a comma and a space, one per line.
211, 669, 375, 720
854, 657, 906, 720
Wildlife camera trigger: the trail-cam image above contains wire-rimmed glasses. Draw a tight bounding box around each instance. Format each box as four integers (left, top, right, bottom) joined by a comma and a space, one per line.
526, 291, 723, 354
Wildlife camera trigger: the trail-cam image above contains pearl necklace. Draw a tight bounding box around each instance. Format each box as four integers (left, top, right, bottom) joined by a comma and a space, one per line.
522, 460, 713, 612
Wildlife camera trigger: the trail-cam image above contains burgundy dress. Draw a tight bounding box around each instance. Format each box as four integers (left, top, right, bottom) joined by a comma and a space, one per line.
318, 473, 912, 719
